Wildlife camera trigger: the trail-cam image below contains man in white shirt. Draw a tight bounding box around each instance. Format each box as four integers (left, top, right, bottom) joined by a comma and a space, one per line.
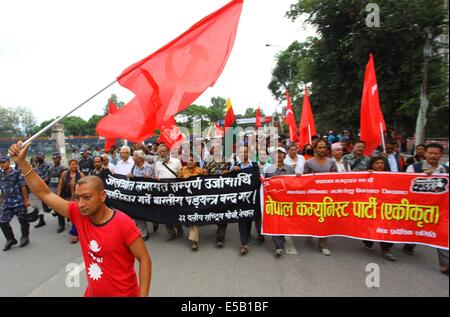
284, 143, 305, 175
114, 146, 134, 176
154, 144, 183, 241
404, 143, 449, 275
331, 143, 346, 173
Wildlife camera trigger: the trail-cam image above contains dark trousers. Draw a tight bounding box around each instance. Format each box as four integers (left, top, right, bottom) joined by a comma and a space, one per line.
216, 223, 228, 243
239, 220, 262, 245
272, 236, 285, 250
438, 249, 449, 268
404, 244, 416, 252
57, 215, 66, 227
0, 219, 29, 240
254, 220, 262, 237
165, 224, 183, 236
239, 221, 252, 245
42, 201, 51, 213
364, 240, 393, 253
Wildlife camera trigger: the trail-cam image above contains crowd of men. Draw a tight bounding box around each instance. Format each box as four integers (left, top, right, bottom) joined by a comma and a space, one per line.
1, 132, 449, 279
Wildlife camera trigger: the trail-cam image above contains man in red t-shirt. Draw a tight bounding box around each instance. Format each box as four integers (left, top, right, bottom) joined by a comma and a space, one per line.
8, 141, 152, 297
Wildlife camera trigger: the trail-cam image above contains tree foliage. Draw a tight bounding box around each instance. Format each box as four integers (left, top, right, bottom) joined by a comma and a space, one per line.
0, 106, 37, 138
269, 0, 448, 137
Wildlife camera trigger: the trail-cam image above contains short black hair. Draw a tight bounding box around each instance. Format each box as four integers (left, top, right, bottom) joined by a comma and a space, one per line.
354, 140, 366, 146
368, 156, 385, 170
314, 139, 328, 149
93, 155, 103, 162
425, 143, 444, 152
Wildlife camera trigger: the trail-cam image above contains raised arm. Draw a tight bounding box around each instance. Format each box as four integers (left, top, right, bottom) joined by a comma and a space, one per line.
8, 142, 69, 218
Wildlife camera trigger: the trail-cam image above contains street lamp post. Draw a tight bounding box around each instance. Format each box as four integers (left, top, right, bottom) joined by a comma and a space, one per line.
265, 43, 293, 87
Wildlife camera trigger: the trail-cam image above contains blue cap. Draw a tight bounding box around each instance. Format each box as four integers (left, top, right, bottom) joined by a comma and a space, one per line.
0, 156, 10, 163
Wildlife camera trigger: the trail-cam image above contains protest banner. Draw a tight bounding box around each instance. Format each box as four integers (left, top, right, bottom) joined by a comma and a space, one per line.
103, 167, 261, 225
262, 172, 449, 249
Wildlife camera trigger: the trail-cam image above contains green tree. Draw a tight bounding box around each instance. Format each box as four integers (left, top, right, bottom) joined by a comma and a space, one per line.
269, 0, 448, 136
0, 106, 20, 137
103, 94, 125, 115
209, 96, 227, 122
0, 106, 37, 137
86, 115, 104, 136
63, 116, 88, 136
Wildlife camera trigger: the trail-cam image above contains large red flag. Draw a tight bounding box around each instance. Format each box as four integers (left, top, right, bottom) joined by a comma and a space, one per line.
255, 106, 262, 128
157, 116, 184, 150
96, 0, 244, 142
298, 88, 317, 148
104, 100, 118, 152
360, 54, 386, 156
285, 91, 298, 142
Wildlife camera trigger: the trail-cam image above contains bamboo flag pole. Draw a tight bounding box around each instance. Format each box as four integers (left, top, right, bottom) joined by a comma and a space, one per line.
380, 122, 386, 153
308, 124, 312, 145
18, 80, 117, 148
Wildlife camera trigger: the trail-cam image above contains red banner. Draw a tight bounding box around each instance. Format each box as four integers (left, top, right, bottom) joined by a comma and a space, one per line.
261, 172, 449, 249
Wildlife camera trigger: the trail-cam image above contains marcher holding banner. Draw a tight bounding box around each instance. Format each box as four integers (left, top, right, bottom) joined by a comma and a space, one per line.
405, 143, 449, 275
155, 144, 184, 241
177, 155, 208, 251
129, 150, 155, 241
303, 139, 338, 256
264, 147, 295, 257
235, 146, 260, 255
204, 148, 233, 248
362, 156, 397, 261
342, 141, 370, 172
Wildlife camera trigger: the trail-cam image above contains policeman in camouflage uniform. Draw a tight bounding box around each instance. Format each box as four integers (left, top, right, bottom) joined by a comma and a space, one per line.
0, 155, 31, 251
48, 152, 67, 233
33, 153, 50, 228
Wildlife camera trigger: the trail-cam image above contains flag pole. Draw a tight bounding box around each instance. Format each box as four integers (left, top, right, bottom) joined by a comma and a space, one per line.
380, 122, 386, 153
308, 124, 312, 144
20, 80, 117, 147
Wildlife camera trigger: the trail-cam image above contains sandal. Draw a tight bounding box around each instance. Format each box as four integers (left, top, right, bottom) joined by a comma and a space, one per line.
70, 236, 79, 244
191, 242, 198, 251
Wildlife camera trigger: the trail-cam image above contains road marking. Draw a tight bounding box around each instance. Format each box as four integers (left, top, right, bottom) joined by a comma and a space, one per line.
284, 236, 298, 255
27, 262, 85, 297
68, 262, 86, 277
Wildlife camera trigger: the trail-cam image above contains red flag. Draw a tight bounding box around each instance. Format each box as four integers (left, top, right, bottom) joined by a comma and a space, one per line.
104, 100, 118, 152
360, 54, 386, 156
96, 0, 243, 142
256, 106, 262, 128
285, 91, 298, 142
157, 116, 184, 150
224, 98, 236, 128
298, 88, 317, 148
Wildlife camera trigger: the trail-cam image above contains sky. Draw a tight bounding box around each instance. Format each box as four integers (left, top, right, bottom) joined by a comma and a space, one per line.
0, 0, 316, 125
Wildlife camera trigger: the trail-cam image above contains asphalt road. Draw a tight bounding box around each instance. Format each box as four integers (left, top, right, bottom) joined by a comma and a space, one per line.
0, 195, 448, 297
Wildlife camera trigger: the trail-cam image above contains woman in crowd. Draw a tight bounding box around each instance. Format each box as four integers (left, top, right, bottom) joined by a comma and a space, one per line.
56, 159, 85, 244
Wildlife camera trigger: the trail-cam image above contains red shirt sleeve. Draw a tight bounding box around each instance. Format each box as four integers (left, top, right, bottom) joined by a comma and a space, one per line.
119, 212, 141, 247
67, 201, 81, 226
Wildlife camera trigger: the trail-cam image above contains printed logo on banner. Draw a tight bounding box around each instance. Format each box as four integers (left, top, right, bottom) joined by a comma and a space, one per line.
263, 178, 286, 195
411, 177, 449, 194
